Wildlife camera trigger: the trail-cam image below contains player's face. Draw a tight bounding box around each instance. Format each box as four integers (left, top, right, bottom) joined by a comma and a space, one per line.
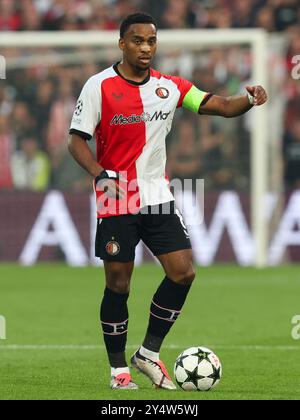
119, 23, 157, 72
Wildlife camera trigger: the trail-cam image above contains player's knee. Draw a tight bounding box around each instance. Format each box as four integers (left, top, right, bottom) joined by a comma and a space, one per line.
180, 268, 196, 286
107, 277, 130, 294
170, 264, 196, 286
106, 270, 131, 294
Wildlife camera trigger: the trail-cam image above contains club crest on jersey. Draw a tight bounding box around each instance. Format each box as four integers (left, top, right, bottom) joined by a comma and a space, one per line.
106, 241, 120, 256
156, 87, 169, 99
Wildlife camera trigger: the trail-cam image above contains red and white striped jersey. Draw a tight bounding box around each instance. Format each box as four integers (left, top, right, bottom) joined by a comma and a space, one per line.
70, 64, 209, 218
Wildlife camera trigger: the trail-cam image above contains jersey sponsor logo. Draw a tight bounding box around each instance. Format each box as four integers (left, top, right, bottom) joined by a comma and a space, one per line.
74, 99, 83, 116
106, 240, 120, 256
110, 111, 171, 125
156, 87, 169, 99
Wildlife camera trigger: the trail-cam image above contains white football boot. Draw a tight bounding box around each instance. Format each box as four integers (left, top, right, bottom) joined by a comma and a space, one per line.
131, 350, 177, 390
110, 373, 138, 390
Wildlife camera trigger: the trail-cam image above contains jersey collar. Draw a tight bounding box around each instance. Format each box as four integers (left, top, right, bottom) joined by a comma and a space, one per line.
113, 62, 151, 86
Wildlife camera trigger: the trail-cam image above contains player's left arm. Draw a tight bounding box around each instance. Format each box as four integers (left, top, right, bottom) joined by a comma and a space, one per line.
199, 85, 268, 117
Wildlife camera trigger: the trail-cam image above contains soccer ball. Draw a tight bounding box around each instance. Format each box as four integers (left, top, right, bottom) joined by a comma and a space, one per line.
174, 347, 222, 391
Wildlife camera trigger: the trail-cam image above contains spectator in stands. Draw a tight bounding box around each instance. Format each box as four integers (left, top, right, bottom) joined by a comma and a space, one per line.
84, 2, 117, 30
271, 0, 299, 31
32, 80, 54, 146
284, 119, 300, 189
213, 7, 234, 29
19, 0, 42, 30
11, 136, 50, 191
161, 0, 191, 29
232, 0, 256, 28
0, 115, 14, 189
49, 148, 91, 191
47, 78, 76, 153
167, 117, 203, 188
10, 101, 36, 147
0, 0, 21, 31
42, 0, 69, 30
1, 0, 300, 33
198, 112, 238, 191
255, 6, 276, 32
113, 0, 140, 23
0, 86, 12, 117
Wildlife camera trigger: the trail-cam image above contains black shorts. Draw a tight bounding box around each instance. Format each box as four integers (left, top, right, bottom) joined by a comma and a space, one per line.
95, 201, 192, 262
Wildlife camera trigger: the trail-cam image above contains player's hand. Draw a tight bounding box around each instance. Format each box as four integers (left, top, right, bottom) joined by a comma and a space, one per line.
95, 170, 126, 200
98, 179, 125, 200
246, 85, 268, 106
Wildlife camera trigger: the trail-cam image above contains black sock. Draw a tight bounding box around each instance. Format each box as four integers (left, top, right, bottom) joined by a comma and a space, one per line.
143, 276, 192, 353
100, 287, 129, 368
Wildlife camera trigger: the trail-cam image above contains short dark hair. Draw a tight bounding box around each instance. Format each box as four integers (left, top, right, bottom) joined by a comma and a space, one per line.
120, 12, 157, 38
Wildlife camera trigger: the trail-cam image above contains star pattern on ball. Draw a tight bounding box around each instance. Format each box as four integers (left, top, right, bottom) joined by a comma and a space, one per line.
176, 354, 193, 369
176, 354, 203, 386
185, 366, 199, 384
207, 364, 221, 386
74, 99, 83, 116
196, 349, 211, 361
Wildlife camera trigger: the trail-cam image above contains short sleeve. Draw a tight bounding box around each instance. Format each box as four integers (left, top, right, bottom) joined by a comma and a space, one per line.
69, 76, 101, 140
168, 76, 193, 108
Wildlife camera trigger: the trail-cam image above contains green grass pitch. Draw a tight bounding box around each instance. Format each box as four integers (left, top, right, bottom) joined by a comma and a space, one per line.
0, 264, 300, 400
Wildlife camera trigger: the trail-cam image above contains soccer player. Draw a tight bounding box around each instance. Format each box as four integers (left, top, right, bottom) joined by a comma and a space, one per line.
68, 12, 267, 390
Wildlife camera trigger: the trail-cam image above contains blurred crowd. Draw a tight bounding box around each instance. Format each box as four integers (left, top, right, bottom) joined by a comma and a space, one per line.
0, 0, 300, 32
0, 0, 300, 192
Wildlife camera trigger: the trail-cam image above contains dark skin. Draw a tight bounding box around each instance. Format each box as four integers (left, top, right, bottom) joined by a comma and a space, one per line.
68, 23, 268, 293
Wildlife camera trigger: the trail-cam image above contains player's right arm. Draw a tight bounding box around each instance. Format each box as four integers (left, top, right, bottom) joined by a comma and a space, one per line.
68, 134, 103, 178
68, 77, 125, 199
68, 135, 124, 199
68, 134, 124, 199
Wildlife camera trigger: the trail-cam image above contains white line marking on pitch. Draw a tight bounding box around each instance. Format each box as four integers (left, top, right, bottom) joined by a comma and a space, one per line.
0, 344, 299, 351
